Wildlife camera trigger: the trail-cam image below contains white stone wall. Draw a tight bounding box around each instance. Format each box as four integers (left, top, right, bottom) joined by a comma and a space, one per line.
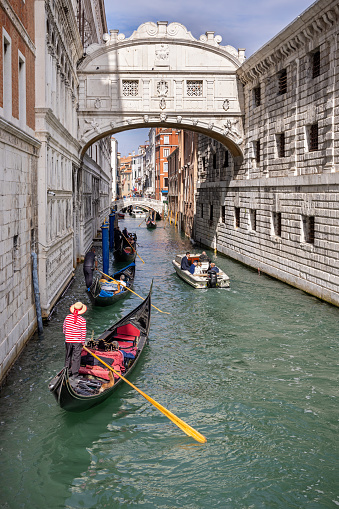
196, 0, 339, 306
0, 121, 40, 380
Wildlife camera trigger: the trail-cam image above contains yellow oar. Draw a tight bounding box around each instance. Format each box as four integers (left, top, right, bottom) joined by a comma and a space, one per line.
121, 233, 145, 264
83, 346, 207, 444
138, 218, 146, 227
98, 271, 170, 315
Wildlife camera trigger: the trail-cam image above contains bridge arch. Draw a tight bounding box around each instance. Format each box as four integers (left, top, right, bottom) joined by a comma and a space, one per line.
77, 21, 245, 165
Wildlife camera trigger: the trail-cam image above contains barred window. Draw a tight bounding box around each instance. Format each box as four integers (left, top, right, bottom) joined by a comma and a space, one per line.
234, 207, 240, 228
277, 133, 285, 158
210, 204, 213, 221
223, 150, 229, 168
213, 153, 217, 169
312, 50, 320, 78
253, 86, 261, 107
278, 69, 287, 95
255, 140, 261, 163
309, 123, 318, 152
250, 209, 257, 231
302, 215, 315, 244
122, 80, 139, 97
221, 205, 226, 223
187, 80, 203, 97
272, 212, 282, 237
201, 204, 204, 218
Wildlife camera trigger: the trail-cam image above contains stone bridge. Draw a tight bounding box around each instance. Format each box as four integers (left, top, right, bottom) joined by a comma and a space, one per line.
114, 197, 164, 214
77, 21, 245, 165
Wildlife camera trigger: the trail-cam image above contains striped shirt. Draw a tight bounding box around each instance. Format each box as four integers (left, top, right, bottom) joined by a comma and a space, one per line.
63, 314, 86, 343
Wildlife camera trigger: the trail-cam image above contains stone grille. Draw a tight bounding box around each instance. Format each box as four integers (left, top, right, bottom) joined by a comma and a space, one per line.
187, 80, 203, 96
122, 80, 139, 96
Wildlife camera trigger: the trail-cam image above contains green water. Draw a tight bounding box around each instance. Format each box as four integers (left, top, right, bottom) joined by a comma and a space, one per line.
0, 218, 338, 508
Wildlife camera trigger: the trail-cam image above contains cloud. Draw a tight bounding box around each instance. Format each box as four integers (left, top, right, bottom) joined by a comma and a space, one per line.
105, 0, 314, 56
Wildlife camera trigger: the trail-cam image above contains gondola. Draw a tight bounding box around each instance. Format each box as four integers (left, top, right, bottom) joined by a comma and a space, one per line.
88, 262, 135, 307
48, 284, 152, 412
117, 212, 125, 219
113, 233, 137, 263
146, 218, 157, 229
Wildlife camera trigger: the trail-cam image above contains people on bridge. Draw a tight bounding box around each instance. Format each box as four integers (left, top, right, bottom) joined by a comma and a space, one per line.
189, 260, 198, 275
63, 302, 87, 379
181, 252, 191, 271
83, 247, 98, 288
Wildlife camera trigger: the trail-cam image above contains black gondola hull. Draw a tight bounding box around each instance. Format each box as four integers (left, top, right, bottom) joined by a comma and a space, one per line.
89, 262, 135, 307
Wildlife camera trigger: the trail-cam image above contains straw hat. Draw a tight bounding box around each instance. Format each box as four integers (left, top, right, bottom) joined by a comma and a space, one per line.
70, 302, 87, 314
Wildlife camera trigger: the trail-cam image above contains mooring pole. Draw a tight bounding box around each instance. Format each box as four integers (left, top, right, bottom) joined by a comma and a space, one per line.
109, 210, 115, 250
101, 220, 109, 275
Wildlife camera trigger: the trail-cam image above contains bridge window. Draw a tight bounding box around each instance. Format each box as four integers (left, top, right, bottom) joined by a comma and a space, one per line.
213, 153, 217, 169
223, 150, 229, 168
187, 80, 203, 97
122, 80, 139, 97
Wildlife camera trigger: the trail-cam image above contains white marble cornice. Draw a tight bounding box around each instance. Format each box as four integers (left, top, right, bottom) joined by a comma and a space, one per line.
237, 0, 339, 85
0, 0, 35, 54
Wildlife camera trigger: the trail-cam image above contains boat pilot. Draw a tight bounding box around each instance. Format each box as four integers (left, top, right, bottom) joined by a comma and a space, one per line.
209, 262, 220, 273
83, 247, 98, 289
63, 302, 87, 379
180, 252, 190, 271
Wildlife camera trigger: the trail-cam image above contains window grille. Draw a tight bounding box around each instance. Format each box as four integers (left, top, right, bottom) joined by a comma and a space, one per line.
234, 207, 240, 228
277, 133, 285, 158
312, 50, 320, 78
213, 153, 217, 169
210, 204, 213, 221
250, 209, 257, 231
278, 69, 287, 95
223, 150, 229, 168
187, 80, 203, 97
309, 123, 318, 152
122, 80, 139, 96
255, 140, 261, 163
201, 204, 204, 218
254, 86, 261, 107
302, 215, 315, 244
272, 212, 282, 237
221, 205, 226, 223
202, 156, 206, 170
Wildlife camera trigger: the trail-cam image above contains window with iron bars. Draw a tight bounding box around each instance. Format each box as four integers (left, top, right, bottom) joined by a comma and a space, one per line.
312, 50, 320, 79
253, 86, 261, 107
278, 69, 287, 95
201, 203, 204, 218
223, 150, 229, 168
210, 204, 213, 221
277, 133, 285, 158
187, 80, 203, 97
272, 212, 282, 237
302, 215, 315, 244
234, 207, 240, 228
249, 209, 257, 231
308, 123, 319, 152
221, 205, 226, 223
213, 153, 217, 169
255, 140, 261, 163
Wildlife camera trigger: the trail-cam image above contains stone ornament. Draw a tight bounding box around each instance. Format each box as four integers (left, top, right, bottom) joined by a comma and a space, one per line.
177, 116, 182, 123
160, 113, 167, 122
157, 80, 169, 97
159, 98, 166, 110
208, 122, 214, 130
143, 115, 149, 123
94, 98, 101, 109
222, 99, 230, 111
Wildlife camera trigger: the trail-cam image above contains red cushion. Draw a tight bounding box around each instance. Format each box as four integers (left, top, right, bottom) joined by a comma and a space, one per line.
116, 324, 140, 337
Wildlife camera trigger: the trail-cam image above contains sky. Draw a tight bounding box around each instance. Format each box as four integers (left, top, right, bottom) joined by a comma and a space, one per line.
106, 0, 316, 156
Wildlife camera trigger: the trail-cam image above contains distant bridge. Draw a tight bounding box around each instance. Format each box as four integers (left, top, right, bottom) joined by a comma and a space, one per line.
113, 197, 164, 214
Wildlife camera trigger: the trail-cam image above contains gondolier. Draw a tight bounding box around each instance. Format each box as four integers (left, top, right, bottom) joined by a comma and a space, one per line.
63, 302, 87, 379
83, 247, 98, 288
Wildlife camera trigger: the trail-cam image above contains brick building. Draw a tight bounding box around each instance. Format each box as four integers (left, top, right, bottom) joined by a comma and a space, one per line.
154, 128, 179, 201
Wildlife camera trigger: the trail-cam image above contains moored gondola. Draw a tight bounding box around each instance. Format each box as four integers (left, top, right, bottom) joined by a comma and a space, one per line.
113, 233, 137, 263
48, 284, 152, 412
89, 262, 135, 307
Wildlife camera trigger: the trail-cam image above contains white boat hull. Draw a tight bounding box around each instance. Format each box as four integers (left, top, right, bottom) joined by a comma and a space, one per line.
172, 255, 230, 289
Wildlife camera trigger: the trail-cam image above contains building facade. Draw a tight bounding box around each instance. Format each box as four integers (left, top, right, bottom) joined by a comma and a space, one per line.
0, 0, 40, 380
154, 128, 179, 201
195, 0, 339, 306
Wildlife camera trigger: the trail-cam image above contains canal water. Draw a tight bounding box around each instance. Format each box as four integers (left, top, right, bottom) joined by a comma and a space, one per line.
0, 217, 338, 509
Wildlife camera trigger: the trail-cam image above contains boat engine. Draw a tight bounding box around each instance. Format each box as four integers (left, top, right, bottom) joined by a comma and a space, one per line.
207, 271, 218, 288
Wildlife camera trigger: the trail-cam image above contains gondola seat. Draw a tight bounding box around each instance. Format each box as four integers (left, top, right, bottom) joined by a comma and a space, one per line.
114, 324, 140, 343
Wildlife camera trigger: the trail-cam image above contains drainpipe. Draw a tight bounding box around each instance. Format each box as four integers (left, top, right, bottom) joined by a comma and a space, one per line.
101, 221, 109, 275
31, 252, 43, 336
